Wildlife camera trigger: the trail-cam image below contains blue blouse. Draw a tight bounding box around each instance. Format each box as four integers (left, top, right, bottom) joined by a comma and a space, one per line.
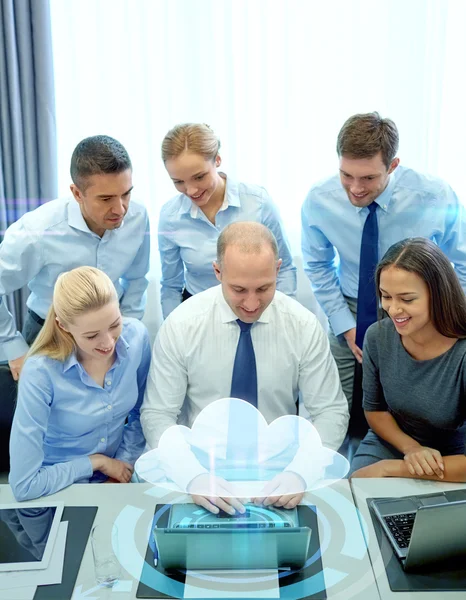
9, 318, 151, 501
158, 174, 297, 318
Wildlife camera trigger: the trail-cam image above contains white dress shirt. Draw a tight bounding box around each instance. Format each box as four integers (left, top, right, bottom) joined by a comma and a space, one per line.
141, 285, 349, 463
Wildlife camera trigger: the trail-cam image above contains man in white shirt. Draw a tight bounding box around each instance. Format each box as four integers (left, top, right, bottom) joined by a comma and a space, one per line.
141, 222, 348, 513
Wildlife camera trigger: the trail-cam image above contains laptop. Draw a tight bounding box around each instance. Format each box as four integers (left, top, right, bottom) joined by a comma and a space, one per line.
369, 489, 466, 571
154, 503, 311, 570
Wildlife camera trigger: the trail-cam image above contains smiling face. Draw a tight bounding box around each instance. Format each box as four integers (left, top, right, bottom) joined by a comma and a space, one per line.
339, 152, 399, 207
213, 245, 281, 323
164, 151, 225, 209
70, 169, 133, 237
58, 301, 122, 364
379, 266, 434, 338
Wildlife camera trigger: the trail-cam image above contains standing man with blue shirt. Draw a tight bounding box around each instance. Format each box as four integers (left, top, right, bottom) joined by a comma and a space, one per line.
0, 135, 150, 380
301, 112, 466, 409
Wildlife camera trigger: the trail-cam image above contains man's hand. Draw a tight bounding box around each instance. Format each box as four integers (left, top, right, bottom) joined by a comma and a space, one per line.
343, 328, 363, 363
253, 472, 305, 510
90, 454, 133, 483
9, 354, 26, 381
189, 473, 245, 515
403, 446, 444, 479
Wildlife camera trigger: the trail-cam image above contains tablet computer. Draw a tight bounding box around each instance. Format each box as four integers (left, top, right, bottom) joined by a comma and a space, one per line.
0, 501, 64, 571
154, 503, 310, 569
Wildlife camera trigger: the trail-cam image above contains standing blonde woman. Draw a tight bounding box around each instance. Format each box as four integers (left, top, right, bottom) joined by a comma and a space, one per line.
159, 123, 297, 318
9, 267, 151, 501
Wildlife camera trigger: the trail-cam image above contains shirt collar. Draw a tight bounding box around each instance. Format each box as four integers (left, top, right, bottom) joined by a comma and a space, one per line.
354, 171, 396, 214
216, 285, 272, 325
67, 198, 126, 239
178, 173, 240, 219
67, 198, 96, 234
62, 332, 130, 374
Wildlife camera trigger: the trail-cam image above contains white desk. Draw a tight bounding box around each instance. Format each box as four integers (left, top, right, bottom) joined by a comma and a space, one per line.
350, 478, 466, 600
0, 481, 379, 600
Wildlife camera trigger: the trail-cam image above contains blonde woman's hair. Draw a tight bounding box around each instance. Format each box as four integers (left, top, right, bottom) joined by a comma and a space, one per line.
28, 267, 119, 361
161, 123, 220, 162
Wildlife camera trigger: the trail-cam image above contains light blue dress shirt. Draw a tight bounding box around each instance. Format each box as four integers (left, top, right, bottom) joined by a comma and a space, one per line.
301, 166, 466, 337
158, 174, 297, 318
9, 318, 151, 501
0, 197, 150, 361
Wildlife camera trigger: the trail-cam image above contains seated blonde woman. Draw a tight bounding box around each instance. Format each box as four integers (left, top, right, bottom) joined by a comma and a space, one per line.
9, 267, 151, 501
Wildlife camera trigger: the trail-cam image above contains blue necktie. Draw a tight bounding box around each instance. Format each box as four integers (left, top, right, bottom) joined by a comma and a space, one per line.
227, 320, 258, 466
230, 320, 258, 407
356, 202, 379, 348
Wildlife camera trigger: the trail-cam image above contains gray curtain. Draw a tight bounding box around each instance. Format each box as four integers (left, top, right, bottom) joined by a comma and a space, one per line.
0, 0, 57, 330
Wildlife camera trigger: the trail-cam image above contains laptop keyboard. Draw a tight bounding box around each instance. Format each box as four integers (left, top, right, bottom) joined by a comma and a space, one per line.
383, 512, 416, 548
173, 522, 292, 529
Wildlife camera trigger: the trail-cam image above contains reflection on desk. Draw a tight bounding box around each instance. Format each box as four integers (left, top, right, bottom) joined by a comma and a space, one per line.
0, 482, 380, 600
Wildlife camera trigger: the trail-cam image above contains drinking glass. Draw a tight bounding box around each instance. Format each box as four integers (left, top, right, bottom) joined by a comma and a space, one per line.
90, 523, 121, 586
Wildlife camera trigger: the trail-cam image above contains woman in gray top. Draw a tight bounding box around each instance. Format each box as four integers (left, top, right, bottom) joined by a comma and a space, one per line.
351, 238, 466, 481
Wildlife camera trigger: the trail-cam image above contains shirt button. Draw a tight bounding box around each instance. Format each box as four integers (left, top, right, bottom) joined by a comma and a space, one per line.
100, 438, 106, 443
106, 380, 112, 386
107, 405, 112, 410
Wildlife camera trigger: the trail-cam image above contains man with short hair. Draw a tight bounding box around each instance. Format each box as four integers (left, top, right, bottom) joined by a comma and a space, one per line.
0, 135, 150, 380
301, 112, 466, 409
141, 221, 348, 513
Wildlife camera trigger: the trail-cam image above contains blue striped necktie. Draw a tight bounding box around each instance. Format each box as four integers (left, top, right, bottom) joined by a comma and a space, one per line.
356, 202, 379, 348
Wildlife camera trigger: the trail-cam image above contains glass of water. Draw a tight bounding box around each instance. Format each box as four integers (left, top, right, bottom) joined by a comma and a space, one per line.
90, 524, 121, 586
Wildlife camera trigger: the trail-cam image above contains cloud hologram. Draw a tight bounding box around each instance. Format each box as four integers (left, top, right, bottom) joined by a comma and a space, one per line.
135, 398, 349, 496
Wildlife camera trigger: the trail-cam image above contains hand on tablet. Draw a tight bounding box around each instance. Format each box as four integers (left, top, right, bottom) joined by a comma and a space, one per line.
188, 473, 246, 515
253, 471, 306, 509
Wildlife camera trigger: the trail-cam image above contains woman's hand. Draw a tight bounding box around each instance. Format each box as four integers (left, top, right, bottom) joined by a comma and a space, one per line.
350, 461, 390, 479
403, 446, 444, 478
90, 454, 133, 483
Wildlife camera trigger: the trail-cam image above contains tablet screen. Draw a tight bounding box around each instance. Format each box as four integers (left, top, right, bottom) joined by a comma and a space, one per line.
0, 503, 64, 571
